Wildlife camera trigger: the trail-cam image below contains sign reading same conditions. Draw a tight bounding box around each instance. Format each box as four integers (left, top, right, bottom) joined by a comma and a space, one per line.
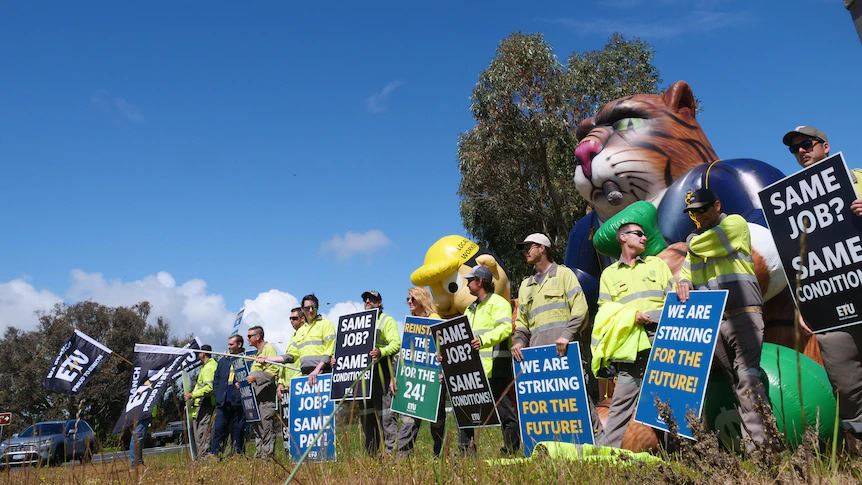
331, 309, 378, 400
758, 153, 862, 332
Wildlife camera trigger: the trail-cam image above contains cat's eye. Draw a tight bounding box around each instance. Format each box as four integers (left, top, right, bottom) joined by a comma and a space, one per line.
612, 117, 645, 131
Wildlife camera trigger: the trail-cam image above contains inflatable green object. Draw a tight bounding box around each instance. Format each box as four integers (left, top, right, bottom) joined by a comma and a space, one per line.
703, 343, 836, 450
593, 201, 669, 259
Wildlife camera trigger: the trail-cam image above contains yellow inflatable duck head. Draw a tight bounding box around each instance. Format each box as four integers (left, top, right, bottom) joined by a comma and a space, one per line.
410, 235, 511, 318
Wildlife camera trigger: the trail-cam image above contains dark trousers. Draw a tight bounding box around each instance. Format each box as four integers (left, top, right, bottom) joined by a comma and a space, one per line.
430, 386, 448, 456
210, 404, 246, 455
458, 378, 520, 455
359, 368, 387, 455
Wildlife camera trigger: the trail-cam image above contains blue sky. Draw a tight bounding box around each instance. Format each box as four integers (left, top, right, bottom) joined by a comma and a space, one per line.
1, 1, 860, 349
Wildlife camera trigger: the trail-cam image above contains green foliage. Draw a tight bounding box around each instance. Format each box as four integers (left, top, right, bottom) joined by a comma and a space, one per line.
0, 301, 176, 444
458, 33, 660, 290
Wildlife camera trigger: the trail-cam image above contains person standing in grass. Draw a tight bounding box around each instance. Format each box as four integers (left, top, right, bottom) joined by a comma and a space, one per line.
210, 335, 247, 456
246, 325, 279, 459
184, 344, 216, 458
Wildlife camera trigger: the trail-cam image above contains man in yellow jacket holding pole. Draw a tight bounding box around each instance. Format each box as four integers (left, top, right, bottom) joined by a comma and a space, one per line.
184, 344, 217, 458
592, 224, 674, 448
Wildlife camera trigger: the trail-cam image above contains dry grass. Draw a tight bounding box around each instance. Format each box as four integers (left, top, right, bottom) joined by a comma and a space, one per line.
2, 417, 861, 485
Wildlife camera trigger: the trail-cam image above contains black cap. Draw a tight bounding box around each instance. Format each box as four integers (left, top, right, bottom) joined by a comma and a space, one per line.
200, 344, 212, 352
361, 290, 382, 302
683, 188, 717, 212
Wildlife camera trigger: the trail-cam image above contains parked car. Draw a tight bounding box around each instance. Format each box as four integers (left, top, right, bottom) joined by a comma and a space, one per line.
0, 420, 98, 467
151, 420, 185, 447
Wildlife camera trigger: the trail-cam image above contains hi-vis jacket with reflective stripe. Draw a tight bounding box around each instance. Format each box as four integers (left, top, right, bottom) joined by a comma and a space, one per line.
250, 342, 280, 378
465, 292, 513, 379
679, 214, 762, 311
592, 256, 674, 374
513, 264, 589, 348
284, 316, 336, 374
190, 357, 217, 416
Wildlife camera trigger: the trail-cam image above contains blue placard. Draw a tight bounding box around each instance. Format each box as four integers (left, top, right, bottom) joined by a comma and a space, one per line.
233, 357, 261, 423
634, 290, 727, 439
514, 343, 594, 456
287, 374, 336, 462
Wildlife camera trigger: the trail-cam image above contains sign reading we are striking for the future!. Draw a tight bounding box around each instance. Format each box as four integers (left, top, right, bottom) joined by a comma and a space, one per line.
431, 315, 499, 428
331, 309, 378, 401
390, 316, 443, 422
635, 290, 726, 440
514, 343, 594, 456
759, 153, 862, 332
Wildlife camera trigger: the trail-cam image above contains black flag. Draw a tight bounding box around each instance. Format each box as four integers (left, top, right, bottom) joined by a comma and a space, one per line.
43, 330, 113, 395
113, 338, 200, 434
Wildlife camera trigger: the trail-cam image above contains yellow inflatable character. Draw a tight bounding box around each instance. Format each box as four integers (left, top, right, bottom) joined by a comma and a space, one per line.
410, 235, 510, 318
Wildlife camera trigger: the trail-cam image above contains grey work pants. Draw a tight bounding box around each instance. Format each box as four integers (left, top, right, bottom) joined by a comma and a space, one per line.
599, 353, 649, 448
817, 325, 862, 434
193, 405, 214, 458
383, 393, 420, 455
713, 311, 770, 452
253, 399, 276, 458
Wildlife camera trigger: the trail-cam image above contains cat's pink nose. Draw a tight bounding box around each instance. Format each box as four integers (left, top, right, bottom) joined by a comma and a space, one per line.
575, 139, 602, 179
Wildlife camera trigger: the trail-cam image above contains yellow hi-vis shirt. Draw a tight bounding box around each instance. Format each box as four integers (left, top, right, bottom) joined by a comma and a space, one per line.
513, 263, 589, 347
250, 342, 279, 378
284, 316, 336, 374
465, 292, 513, 379
190, 357, 217, 417
591, 256, 674, 374
679, 214, 761, 311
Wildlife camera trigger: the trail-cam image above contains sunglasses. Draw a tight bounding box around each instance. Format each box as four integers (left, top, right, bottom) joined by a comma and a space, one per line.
247, 333, 258, 339
406, 296, 415, 303
687, 203, 714, 215
624, 230, 646, 238
302, 305, 316, 311
289, 316, 301, 321
788, 138, 822, 154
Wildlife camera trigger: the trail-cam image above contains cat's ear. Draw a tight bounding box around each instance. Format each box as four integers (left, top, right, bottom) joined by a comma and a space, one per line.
576, 116, 596, 141
662, 80, 697, 118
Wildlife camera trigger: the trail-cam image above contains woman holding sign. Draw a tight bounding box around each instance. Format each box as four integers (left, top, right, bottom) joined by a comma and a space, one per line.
388, 287, 442, 455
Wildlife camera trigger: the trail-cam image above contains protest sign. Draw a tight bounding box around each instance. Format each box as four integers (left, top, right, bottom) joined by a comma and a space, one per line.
233, 357, 261, 423
390, 316, 443, 422
231, 308, 245, 336
431, 315, 499, 428
634, 290, 726, 439
514, 343, 594, 456
758, 153, 862, 332
281, 390, 290, 442
43, 330, 112, 395
331, 309, 378, 400
287, 374, 336, 462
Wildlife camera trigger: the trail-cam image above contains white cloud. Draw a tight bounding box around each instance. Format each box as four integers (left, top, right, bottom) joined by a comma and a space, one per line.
0, 279, 62, 332
91, 90, 145, 123
325, 300, 364, 326
366, 80, 403, 113
65, 269, 234, 341
241, 289, 300, 352
320, 229, 391, 262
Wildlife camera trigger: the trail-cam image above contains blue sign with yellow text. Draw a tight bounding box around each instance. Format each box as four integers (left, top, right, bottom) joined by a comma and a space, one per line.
634, 290, 727, 439
513, 343, 594, 456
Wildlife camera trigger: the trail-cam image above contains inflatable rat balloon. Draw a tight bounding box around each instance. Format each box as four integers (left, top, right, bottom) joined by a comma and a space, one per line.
410, 235, 511, 318
567, 80, 827, 450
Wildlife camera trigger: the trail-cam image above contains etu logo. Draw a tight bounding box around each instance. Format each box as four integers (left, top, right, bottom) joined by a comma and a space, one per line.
837, 303, 856, 318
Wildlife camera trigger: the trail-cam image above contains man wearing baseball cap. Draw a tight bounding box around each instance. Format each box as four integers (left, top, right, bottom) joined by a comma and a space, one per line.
783, 126, 862, 452
358, 290, 401, 456
459, 264, 519, 455
677, 188, 774, 453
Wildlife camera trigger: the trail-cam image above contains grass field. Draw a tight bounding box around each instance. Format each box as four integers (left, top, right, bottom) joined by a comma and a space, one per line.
2, 416, 862, 484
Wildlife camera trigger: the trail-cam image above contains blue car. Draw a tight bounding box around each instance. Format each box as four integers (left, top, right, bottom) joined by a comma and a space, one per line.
0, 419, 98, 467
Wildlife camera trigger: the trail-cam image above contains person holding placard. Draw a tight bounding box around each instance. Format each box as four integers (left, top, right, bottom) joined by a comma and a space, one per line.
388, 287, 442, 456
593, 223, 674, 448
184, 344, 216, 458
246, 325, 279, 459
360, 290, 401, 456
783, 126, 862, 451
677, 188, 773, 453
460, 265, 519, 456
210, 334, 247, 456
